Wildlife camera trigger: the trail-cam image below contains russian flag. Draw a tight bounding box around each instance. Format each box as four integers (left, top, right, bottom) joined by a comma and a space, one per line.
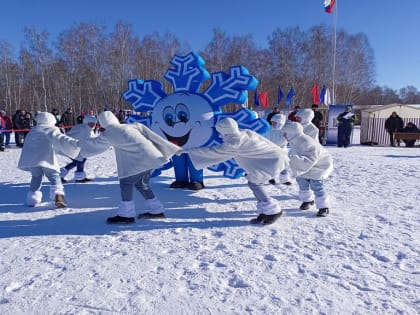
324, 0, 335, 13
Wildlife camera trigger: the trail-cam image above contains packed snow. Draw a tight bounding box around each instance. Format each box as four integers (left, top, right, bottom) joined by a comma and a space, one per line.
0, 128, 419, 314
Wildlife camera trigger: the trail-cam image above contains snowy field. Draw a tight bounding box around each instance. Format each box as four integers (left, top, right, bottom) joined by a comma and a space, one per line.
0, 129, 419, 314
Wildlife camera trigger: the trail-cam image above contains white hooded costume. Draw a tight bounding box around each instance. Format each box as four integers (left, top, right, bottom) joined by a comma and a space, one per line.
18, 112, 80, 205
80, 111, 180, 218
18, 112, 80, 171
281, 121, 333, 180
295, 108, 319, 140
282, 121, 333, 209
80, 111, 180, 179
188, 118, 289, 185
265, 114, 288, 148
187, 118, 288, 216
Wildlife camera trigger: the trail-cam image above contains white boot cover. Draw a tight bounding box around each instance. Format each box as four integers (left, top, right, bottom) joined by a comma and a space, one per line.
256, 198, 282, 215
299, 190, 314, 202
279, 172, 291, 183
26, 191, 42, 206
144, 197, 165, 214
315, 195, 330, 209
117, 201, 136, 218
74, 171, 86, 181
50, 185, 65, 201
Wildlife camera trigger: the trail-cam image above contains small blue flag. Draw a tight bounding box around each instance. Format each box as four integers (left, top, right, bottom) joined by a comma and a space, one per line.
277, 86, 284, 105
254, 90, 260, 107
285, 87, 296, 106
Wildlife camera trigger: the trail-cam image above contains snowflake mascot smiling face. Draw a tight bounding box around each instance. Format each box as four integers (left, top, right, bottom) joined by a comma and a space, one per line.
123, 52, 269, 190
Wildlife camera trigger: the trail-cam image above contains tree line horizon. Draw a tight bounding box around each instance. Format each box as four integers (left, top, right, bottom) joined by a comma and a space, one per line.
1, 21, 419, 116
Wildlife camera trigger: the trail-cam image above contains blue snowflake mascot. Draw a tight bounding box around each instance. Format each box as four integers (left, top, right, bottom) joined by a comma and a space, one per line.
123, 52, 269, 190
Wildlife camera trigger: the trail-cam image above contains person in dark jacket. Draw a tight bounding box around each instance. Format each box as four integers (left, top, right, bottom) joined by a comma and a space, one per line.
266, 106, 280, 125
385, 112, 404, 146
337, 106, 356, 147
60, 107, 75, 133
12, 109, 25, 147
311, 104, 324, 144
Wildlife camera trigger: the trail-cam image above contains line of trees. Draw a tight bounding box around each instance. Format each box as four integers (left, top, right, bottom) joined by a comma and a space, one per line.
1, 21, 420, 116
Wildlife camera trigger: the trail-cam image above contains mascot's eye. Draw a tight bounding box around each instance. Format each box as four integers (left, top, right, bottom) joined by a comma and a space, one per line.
178, 111, 188, 123
176, 103, 189, 123
165, 114, 175, 126
163, 106, 176, 127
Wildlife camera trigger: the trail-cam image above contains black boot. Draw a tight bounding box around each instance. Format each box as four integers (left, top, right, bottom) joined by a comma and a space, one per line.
261, 211, 283, 225
75, 178, 93, 183
317, 208, 329, 217
268, 179, 276, 185
250, 214, 266, 224
170, 180, 189, 188
106, 215, 135, 224
138, 212, 165, 219
299, 200, 314, 210
187, 181, 204, 190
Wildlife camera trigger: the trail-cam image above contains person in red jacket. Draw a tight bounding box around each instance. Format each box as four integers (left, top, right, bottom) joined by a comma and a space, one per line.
288, 105, 300, 122
0, 114, 5, 151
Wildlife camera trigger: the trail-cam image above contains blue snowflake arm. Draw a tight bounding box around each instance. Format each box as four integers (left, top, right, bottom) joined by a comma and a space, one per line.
164, 52, 211, 93
203, 66, 258, 107
122, 80, 166, 112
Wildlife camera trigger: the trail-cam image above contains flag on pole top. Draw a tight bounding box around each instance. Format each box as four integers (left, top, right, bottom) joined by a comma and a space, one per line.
324, 0, 336, 13
277, 86, 284, 105
285, 87, 296, 106
311, 83, 320, 105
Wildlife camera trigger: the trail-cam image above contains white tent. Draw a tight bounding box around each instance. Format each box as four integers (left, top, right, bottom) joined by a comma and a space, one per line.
360, 104, 420, 145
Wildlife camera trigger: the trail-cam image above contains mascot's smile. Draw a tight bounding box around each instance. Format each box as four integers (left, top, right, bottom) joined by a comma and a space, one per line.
162, 129, 191, 146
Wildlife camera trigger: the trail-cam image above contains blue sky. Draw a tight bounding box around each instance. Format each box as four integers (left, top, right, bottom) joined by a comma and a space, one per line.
1, 0, 419, 91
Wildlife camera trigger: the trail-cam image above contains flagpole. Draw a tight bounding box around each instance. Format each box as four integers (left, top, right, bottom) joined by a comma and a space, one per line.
331, 0, 337, 104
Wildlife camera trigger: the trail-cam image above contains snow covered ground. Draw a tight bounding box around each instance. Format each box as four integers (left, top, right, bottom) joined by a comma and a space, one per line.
0, 128, 419, 314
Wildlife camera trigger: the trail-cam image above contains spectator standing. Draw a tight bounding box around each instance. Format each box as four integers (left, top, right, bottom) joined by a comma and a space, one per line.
60, 107, 76, 132
0, 110, 13, 147
0, 113, 5, 151
12, 109, 25, 147
288, 105, 301, 122
384, 111, 404, 146
22, 112, 35, 143
266, 106, 280, 125
76, 112, 85, 124
51, 108, 62, 127
336, 106, 356, 148
311, 104, 324, 143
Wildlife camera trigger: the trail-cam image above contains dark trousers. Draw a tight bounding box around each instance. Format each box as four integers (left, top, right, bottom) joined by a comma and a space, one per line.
65, 158, 86, 172
337, 124, 353, 147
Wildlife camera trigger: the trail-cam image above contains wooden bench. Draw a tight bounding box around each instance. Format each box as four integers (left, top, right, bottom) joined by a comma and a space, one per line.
394, 132, 420, 146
